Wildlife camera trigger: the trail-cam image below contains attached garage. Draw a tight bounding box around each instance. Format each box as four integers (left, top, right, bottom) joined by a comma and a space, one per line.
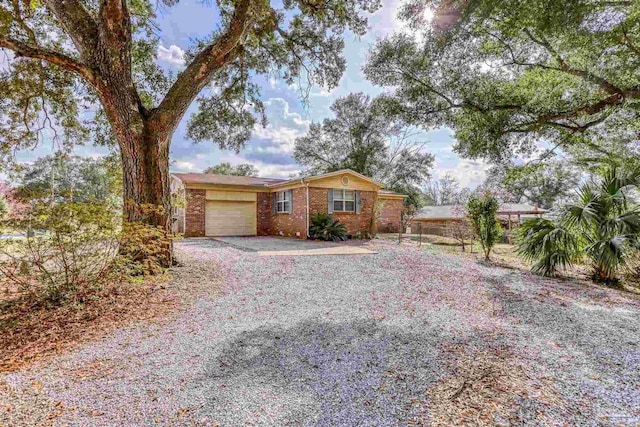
204, 191, 257, 237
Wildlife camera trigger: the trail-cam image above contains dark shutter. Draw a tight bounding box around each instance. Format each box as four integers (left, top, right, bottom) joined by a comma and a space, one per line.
272, 192, 277, 215
356, 191, 362, 214
328, 189, 334, 214
287, 189, 293, 214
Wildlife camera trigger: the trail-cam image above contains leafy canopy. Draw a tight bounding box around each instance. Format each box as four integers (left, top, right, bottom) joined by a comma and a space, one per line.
15, 153, 122, 205
365, 0, 640, 164
0, 0, 381, 166
484, 160, 581, 209
293, 92, 434, 205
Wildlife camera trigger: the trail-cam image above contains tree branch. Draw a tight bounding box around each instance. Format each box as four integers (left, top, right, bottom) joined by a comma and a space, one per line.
42, 0, 99, 59
523, 28, 624, 95
151, 0, 257, 141
0, 37, 96, 85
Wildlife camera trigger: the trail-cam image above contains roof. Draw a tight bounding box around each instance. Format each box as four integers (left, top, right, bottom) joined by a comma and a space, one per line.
415, 203, 546, 220
172, 169, 385, 189
172, 173, 287, 187
268, 169, 383, 189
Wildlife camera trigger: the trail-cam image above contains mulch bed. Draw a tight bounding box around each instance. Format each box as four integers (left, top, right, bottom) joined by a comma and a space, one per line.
0, 256, 222, 373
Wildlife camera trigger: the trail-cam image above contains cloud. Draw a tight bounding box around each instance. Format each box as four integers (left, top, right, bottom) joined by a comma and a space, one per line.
157, 44, 185, 66
251, 98, 310, 150
433, 158, 491, 188
173, 160, 196, 171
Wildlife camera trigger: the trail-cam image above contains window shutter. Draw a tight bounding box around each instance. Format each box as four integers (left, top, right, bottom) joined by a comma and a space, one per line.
287, 189, 293, 213
272, 192, 277, 215
356, 191, 362, 214
327, 189, 334, 214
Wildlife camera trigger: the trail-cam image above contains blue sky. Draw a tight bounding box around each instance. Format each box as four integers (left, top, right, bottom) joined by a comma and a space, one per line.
12, 0, 491, 188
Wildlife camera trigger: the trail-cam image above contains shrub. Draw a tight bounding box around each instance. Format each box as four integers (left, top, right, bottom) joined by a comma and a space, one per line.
517, 166, 640, 282
466, 193, 502, 261
309, 213, 348, 241
0, 203, 120, 304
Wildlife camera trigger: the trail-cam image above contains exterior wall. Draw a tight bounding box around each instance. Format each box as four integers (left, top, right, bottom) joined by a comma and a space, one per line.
410, 219, 460, 236
309, 188, 377, 237
257, 192, 272, 236
270, 187, 308, 238
377, 198, 404, 233
184, 189, 206, 237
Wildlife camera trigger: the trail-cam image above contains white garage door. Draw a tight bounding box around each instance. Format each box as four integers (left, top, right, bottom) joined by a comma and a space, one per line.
205, 200, 257, 236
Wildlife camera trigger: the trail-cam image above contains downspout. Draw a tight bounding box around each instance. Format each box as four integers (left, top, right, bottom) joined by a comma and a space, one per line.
301, 178, 309, 238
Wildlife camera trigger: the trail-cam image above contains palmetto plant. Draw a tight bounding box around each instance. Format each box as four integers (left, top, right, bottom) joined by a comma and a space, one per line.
309, 213, 348, 242
518, 166, 640, 283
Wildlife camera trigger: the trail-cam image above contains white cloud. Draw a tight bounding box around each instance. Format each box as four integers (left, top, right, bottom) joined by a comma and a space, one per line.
251, 98, 310, 151
433, 158, 491, 188
174, 160, 196, 171
157, 44, 185, 66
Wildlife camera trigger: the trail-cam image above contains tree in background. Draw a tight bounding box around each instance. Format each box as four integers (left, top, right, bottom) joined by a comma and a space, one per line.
294, 92, 434, 207
422, 173, 472, 206
484, 161, 581, 209
203, 162, 259, 177
467, 193, 502, 261
518, 166, 640, 283
15, 154, 122, 206
365, 0, 639, 166
0, 0, 380, 235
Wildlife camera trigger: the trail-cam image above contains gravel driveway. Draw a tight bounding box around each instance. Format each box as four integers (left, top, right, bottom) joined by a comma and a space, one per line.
2, 239, 639, 426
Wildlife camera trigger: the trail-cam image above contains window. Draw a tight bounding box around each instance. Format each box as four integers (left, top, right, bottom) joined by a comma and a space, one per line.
276, 191, 291, 213
333, 189, 355, 212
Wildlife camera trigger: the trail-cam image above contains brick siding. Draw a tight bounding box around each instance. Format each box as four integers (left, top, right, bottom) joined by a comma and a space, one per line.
257, 192, 272, 235
184, 189, 206, 237
270, 187, 308, 238
377, 198, 404, 233
309, 188, 377, 237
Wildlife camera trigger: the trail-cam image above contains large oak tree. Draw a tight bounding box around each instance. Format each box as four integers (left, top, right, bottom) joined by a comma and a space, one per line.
365, 0, 639, 164
0, 0, 379, 227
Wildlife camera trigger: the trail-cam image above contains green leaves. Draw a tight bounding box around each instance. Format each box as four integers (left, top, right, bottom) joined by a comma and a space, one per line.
466, 193, 502, 260
517, 218, 581, 277
293, 92, 433, 207
365, 0, 640, 164
518, 165, 640, 282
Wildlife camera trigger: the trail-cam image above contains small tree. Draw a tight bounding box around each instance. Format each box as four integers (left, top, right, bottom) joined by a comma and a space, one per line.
466, 193, 502, 261
447, 205, 475, 252
398, 204, 417, 244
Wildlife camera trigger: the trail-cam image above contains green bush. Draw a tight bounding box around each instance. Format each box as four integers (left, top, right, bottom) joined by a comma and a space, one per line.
466, 193, 502, 261
517, 166, 640, 283
309, 213, 348, 241
0, 203, 120, 304
0, 201, 175, 306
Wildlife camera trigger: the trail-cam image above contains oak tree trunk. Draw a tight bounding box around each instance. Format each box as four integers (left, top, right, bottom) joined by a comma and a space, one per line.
119, 126, 171, 228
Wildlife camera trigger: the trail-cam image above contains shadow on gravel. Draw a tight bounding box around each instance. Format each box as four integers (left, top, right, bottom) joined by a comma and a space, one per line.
201, 319, 449, 426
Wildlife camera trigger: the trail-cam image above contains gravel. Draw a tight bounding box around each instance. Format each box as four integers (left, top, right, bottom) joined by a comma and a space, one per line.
1, 238, 640, 426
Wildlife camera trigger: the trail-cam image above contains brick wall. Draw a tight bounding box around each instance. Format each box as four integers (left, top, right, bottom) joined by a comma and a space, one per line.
257, 192, 272, 236
270, 187, 308, 238
377, 198, 404, 233
309, 188, 377, 237
184, 189, 206, 237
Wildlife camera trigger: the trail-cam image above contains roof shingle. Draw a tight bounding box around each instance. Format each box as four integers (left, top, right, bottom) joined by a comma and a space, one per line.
172, 173, 286, 187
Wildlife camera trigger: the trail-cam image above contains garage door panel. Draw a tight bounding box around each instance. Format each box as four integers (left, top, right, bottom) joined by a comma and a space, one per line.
205, 201, 256, 236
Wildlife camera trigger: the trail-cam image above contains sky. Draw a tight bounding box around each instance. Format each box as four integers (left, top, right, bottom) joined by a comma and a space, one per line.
11, 0, 491, 189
